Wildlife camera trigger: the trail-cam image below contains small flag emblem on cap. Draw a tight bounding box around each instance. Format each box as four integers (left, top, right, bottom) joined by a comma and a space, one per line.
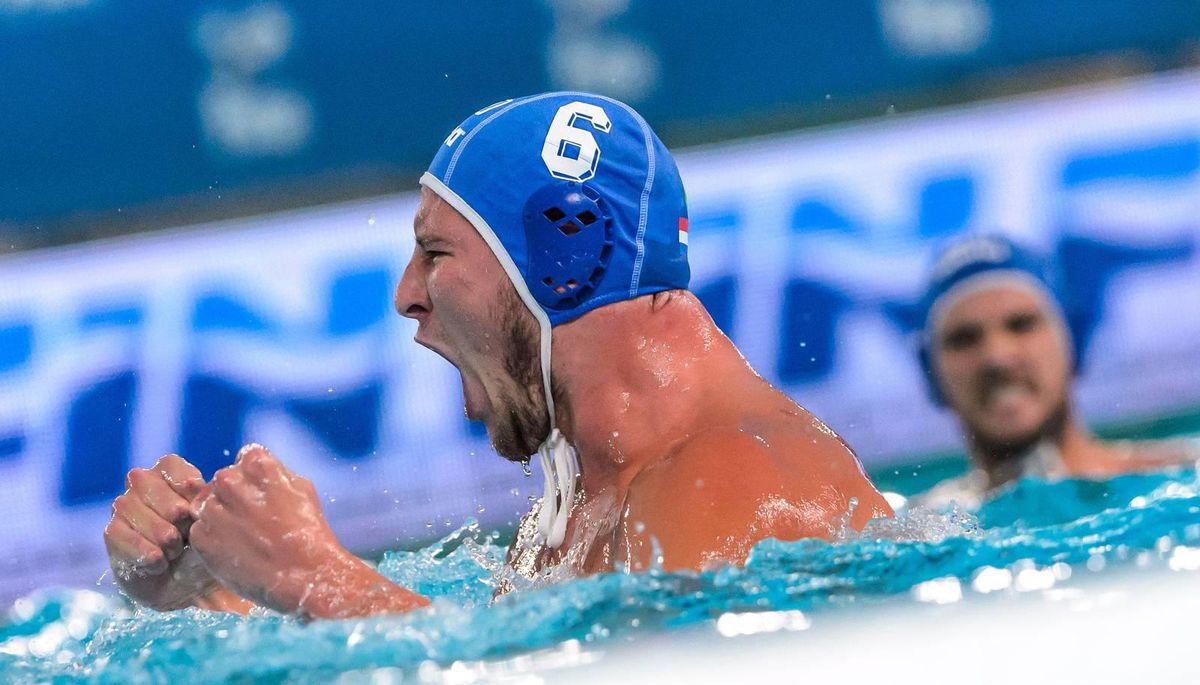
678, 217, 689, 246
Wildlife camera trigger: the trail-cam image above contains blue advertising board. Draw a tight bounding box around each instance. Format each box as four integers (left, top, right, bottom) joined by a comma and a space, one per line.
1, 71, 1199, 603
2, 0, 1200, 234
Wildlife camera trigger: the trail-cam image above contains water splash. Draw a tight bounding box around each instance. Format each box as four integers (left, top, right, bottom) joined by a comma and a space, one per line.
3, 469, 1199, 683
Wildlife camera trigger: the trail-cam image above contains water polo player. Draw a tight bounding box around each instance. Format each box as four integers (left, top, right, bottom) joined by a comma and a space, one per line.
913, 234, 1199, 509
103, 93, 891, 619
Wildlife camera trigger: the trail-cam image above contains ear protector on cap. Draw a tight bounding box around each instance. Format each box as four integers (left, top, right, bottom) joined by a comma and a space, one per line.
522, 181, 614, 311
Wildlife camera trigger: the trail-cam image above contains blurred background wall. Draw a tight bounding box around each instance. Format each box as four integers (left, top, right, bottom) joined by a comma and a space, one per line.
1, 0, 1198, 604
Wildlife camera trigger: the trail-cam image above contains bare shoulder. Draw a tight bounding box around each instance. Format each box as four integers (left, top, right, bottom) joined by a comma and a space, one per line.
620, 427, 848, 572
1124, 439, 1200, 470
636, 427, 782, 492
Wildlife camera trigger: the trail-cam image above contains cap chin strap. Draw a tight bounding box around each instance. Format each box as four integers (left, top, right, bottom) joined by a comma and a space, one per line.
417, 173, 580, 550
531, 305, 578, 550
536, 428, 578, 548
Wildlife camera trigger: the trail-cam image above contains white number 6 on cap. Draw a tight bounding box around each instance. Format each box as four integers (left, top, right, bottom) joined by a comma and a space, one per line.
541, 102, 612, 182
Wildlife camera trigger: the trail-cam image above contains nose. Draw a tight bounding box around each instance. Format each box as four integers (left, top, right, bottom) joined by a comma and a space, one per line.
394, 255, 431, 321
979, 328, 1021, 368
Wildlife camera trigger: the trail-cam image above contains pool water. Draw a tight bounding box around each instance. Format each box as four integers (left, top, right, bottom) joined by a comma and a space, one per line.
2, 466, 1199, 684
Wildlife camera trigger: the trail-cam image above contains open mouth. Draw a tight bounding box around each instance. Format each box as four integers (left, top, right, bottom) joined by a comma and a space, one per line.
979, 378, 1037, 410
413, 335, 485, 420
413, 334, 455, 366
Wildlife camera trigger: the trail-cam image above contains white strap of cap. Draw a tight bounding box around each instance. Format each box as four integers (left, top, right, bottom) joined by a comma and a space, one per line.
535, 428, 578, 548
420, 173, 580, 548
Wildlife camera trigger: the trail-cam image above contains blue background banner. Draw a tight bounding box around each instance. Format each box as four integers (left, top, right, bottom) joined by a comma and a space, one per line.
1, 71, 1198, 604
3, 0, 1199, 234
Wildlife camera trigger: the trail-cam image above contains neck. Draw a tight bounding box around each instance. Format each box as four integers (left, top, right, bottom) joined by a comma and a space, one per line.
548, 292, 750, 497
968, 406, 1102, 488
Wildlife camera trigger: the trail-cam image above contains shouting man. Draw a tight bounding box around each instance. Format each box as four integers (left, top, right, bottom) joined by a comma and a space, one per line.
103, 93, 891, 619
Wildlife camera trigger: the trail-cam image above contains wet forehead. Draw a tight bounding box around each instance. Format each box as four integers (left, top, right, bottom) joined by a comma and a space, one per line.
413, 188, 477, 244
938, 285, 1047, 331
412, 189, 439, 240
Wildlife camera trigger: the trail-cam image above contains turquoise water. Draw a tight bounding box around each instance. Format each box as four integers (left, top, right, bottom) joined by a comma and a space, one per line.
3, 467, 1199, 684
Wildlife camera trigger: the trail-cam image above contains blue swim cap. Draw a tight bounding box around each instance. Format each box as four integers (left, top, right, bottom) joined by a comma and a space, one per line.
917, 234, 1082, 405
420, 92, 690, 326
419, 92, 689, 549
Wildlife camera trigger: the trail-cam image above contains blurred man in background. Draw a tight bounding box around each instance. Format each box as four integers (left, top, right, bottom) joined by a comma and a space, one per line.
103, 92, 891, 619
913, 234, 1198, 509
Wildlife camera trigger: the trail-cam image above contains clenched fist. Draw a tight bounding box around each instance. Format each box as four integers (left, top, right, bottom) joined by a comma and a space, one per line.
189, 444, 428, 618
103, 455, 220, 611
189, 444, 352, 614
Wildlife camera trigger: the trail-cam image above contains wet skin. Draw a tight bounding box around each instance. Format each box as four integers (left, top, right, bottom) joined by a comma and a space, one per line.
102, 456, 226, 611
496, 291, 898, 576
102, 189, 892, 618
398, 189, 893, 574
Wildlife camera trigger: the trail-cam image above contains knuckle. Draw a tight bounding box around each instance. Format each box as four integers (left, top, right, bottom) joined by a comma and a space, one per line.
164, 502, 191, 523
142, 548, 165, 568
157, 524, 181, 548
160, 454, 201, 478
156, 454, 181, 468
239, 443, 266, 458
125, 468, 150, 488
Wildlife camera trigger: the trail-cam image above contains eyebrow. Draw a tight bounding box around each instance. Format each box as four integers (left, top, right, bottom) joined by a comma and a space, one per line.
942, 321, 980, 337
415, 229, 448, 246
412, 212, 436, 244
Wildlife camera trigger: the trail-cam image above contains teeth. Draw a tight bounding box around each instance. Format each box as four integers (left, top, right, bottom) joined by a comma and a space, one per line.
986, 384, 1029, 406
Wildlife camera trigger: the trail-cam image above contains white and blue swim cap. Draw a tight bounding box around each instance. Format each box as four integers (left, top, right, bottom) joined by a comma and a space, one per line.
420, 92, 690, 325
419, 92, 690, 548
917, 234, 1082, 406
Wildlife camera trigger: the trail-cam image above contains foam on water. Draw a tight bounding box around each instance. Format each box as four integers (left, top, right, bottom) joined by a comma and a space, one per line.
2, 467, 1199, 684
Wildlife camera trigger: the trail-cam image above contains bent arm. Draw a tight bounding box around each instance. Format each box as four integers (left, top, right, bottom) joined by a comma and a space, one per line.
188, 544, 428, 619
188, 444, 431, 620
290, 550, 430, 619
183, 554, 428, 619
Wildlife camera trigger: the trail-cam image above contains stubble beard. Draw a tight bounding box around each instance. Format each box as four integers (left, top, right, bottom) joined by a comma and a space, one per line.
485, 286, 551, 461
965, 395, 1071, 481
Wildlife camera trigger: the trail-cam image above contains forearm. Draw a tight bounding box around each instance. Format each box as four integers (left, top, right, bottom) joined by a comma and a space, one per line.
294, 550, 430, 620
192, 585, 257, 615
